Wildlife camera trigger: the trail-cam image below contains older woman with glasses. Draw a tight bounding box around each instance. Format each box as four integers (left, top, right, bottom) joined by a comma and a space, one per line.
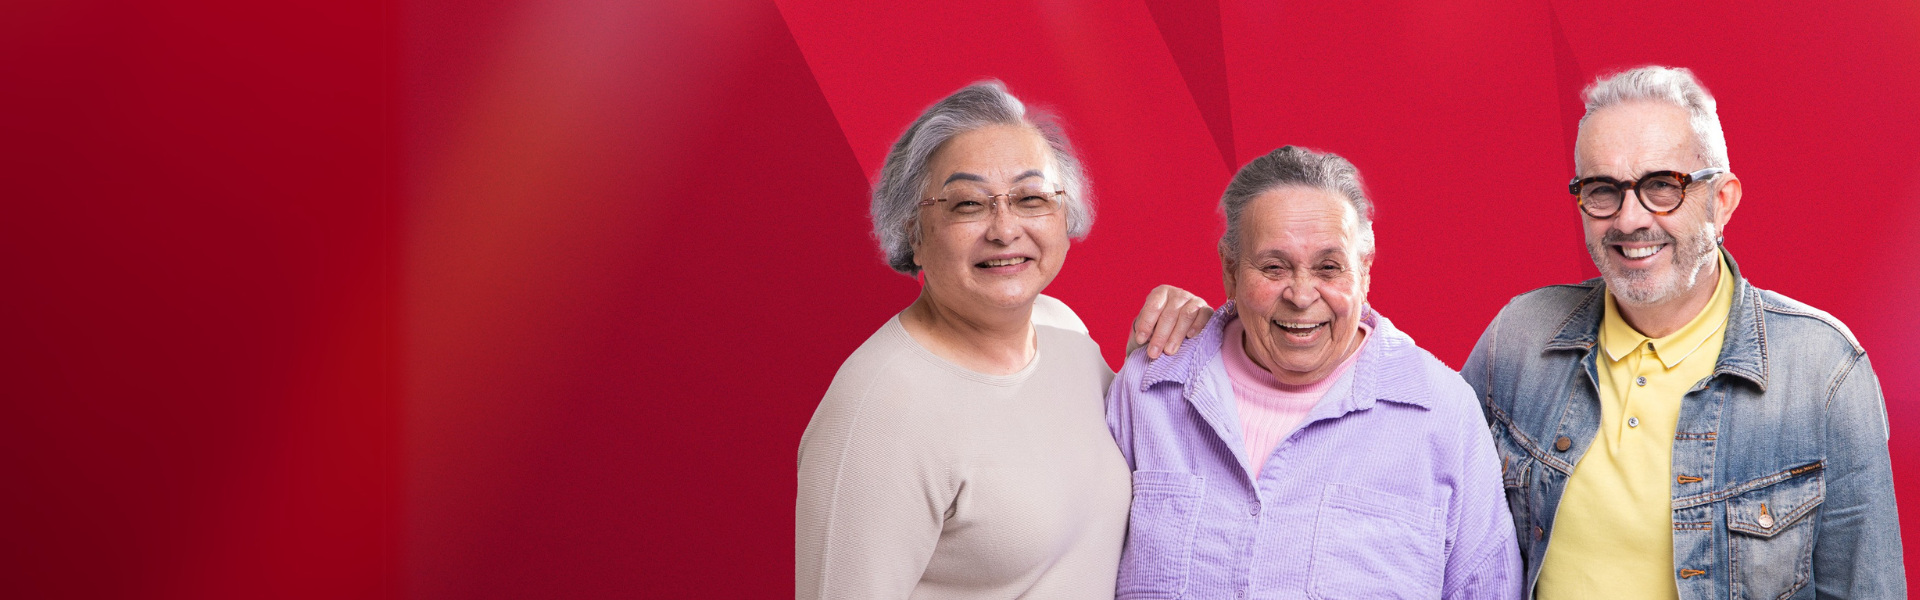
795, 81, 1208, 599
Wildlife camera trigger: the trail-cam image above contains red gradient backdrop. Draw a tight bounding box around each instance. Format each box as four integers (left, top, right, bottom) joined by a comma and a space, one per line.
4, 1, 1917, 597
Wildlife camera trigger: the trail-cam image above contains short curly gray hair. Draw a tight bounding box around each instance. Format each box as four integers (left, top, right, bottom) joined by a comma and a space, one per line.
1581, 65, 1730, 170
1218, 145, 1375, 264
870, 81, 1093, 275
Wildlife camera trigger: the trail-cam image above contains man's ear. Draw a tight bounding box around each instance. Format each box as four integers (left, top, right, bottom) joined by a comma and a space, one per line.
1712, 174, 1742, 237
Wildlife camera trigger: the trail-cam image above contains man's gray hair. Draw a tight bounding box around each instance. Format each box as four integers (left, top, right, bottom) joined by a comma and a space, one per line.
1581, 66, 1730, 170
1218, 146, 1375, 263
870, 80, 1093, 275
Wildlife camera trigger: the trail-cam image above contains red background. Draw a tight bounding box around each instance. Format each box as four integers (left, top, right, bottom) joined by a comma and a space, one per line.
4, 0, 1917, 597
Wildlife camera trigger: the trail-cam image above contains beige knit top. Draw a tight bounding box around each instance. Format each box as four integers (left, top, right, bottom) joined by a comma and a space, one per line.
796, 296, 1131, 599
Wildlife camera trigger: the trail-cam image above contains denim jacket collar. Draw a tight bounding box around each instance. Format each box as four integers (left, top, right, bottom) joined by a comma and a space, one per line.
1542, 247, 1768, 392
1140, 301, 1436, 413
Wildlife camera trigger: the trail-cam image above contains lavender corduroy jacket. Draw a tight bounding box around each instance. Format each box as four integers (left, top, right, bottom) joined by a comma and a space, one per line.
1105, 302, 1521, 599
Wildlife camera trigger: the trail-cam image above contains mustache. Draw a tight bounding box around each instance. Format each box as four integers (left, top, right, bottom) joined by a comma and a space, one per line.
1600, 228, 1673, 246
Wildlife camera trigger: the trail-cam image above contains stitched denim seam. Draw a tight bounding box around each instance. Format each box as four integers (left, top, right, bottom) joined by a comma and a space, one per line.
1822, 352, 1861, 411
1673, 461, 1825, 510
1762, 303, 1865, 354
1544, 284, 1604, 350
1488, 403, 1572, 474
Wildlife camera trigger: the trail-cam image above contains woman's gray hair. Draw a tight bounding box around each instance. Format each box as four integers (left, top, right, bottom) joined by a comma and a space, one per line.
1218, 145, 1375, 263
1581, 65, 1730, 170
870, 80, 1093, 275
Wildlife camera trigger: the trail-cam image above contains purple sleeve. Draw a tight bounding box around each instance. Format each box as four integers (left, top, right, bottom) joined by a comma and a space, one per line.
1441, 380, 1523, 600
1104, 349, 1149, 470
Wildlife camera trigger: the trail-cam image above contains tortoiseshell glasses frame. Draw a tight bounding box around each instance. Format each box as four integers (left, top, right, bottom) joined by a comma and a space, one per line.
1568, 167, 1726, 219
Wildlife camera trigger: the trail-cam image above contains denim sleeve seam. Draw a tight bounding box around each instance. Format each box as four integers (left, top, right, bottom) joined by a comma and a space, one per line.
1821, 351, 1862, 412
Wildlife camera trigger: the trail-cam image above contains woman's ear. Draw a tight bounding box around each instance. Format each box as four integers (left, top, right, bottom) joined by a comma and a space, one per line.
1359, 253, 1373, 297
1220, 246, 1238, 298
907, 219, 924, 268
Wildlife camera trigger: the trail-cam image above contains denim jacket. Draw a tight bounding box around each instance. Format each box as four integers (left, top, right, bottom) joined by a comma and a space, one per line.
1461, 250, 1904, 599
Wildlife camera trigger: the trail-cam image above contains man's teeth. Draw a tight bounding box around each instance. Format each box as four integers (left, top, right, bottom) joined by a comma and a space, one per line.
980, 257, 1029, 267
1622, 245, 1663, 259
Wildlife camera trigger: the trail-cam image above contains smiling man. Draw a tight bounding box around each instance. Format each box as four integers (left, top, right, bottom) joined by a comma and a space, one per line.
1463, 66, 1903, 599
1106, 146, 1519, 599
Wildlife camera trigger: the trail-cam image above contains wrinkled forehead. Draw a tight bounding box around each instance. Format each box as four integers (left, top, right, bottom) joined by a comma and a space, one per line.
1241, 186, 1363, 253
1574, 101, 1697, 177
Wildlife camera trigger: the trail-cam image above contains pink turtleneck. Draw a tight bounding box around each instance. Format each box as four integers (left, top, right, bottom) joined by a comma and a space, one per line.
1221, 318, 1369, 478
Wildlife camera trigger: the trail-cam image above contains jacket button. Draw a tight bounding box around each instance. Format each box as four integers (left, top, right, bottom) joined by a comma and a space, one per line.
1554, 436, 1571, 452
1534, 525, 1544, 539
1628, 417, 1640, 428
1636, 376, 1647, 387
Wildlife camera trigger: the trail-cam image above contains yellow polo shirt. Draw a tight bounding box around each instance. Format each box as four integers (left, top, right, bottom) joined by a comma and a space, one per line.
1536, 253, 1733, 599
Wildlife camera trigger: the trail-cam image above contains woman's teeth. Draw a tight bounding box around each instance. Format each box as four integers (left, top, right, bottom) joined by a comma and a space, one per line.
1621, 244, 1664, 259
979, 257, 1030, 267
1274, 321, 1324, 334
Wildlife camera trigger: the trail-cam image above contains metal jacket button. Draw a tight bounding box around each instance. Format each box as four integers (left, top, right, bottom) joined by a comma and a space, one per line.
1554, 436, 1572, 452
1757, 503, 1774, 528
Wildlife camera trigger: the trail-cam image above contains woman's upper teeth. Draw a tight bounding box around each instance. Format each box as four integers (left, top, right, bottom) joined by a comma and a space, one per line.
1276, 321, 1321, 329
982, 257, 1026, 267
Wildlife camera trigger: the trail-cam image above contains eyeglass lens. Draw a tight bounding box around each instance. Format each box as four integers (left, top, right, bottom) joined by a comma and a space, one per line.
934, 183, 1061, 222
1578, 173, 1687, 216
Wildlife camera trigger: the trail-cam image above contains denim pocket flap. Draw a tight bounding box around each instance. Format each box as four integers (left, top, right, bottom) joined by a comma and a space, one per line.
1493, 426, 1531, 489
1727, 464, 1824, 538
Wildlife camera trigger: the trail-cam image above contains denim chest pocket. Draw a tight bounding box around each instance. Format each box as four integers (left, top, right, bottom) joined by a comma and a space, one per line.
1308, 483, 1445, 600
1726, 465, 1824, 600
1118, 470, 1206, 599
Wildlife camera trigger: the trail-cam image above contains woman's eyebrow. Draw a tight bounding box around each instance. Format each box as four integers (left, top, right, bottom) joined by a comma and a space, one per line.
941, 170, 1046, 186
942, 172, 985, 186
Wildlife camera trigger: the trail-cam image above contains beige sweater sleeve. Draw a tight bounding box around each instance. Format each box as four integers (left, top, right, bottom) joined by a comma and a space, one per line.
795, 339, 950, 599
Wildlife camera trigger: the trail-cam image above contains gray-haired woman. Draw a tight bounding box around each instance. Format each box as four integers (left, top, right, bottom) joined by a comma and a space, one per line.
795, 81, 1206, 598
